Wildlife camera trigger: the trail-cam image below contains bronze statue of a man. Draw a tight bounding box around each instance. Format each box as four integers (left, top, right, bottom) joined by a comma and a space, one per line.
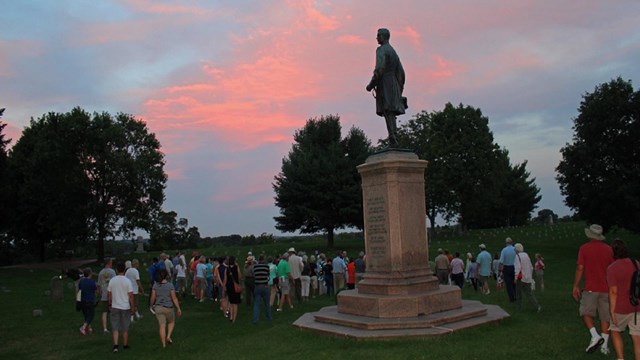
366, 28, 407, 147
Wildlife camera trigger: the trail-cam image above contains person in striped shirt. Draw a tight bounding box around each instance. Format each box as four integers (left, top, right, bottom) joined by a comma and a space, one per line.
252, 255, 272, 324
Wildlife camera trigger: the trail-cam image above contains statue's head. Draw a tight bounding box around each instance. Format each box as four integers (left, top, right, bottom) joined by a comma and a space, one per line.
377, 28, 390, 44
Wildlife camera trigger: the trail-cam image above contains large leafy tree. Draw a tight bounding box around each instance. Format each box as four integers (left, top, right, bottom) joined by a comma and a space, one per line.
84, 111, 166, 262
8, 110, 93, 261
397, 103, 540, 231
8, 108, 166, 262
556, 77, 640, 233
273, 115, 372, 248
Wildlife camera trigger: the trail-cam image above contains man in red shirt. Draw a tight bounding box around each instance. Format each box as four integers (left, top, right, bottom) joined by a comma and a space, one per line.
572, 224, 614, 354
607, 239, 640, 360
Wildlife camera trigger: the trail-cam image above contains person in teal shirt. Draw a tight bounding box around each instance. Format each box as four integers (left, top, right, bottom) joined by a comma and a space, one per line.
476, 244, 493, 295
276, 252, 293, 311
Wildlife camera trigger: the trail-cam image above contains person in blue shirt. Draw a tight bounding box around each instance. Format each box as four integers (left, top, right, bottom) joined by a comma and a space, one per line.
499, 237, 517, 302
147, 257, 165, 304
476, 244, 492, 295
78, 268, 98, 335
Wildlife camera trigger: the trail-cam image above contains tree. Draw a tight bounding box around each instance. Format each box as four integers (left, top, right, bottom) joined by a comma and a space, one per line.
397, 103, 540, 231
534, 209, 559, 224
273, 115, 373, 248
556, 77, 640, 233
0, 109, 10, 232
149, 210, 180, 250
8, 108, 166, 262
150, 211, 200, 250
8, 110, 93, 261
495, 160, 541, 227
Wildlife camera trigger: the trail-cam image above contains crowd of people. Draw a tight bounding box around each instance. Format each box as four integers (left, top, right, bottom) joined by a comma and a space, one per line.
73, 224, 640, 359
75, 248, 367, 352
432, 238, 545, 312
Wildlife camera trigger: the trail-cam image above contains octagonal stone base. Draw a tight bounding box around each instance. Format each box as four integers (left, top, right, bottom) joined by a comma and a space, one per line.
337, 285, 461, 318
293, 300, 510, 339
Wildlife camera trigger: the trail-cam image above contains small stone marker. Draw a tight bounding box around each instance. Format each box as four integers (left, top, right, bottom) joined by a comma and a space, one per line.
50, 276, 63, 301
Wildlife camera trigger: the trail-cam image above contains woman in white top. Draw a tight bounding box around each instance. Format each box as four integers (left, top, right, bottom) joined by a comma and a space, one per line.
174, 259, 186, 298
513, 243, 541, 312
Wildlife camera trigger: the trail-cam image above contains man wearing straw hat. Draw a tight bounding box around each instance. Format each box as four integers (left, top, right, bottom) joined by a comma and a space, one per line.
572, 224, 614, 355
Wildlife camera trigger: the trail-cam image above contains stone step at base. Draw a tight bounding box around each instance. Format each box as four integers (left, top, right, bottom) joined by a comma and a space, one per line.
293, 301, 510, 339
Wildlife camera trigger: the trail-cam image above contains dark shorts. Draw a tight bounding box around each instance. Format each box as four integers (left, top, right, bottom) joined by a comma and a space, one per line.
110, 308, 131, 332
101, 300, 110, 313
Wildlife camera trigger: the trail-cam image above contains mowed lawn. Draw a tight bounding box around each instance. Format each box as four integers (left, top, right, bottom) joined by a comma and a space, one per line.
1, 221, 638, 360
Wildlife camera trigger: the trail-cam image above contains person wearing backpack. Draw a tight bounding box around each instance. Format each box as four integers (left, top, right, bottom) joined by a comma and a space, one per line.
606, 238, 640, 360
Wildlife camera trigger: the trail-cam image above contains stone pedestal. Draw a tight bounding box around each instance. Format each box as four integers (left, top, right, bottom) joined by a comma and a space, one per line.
294, 150, 508, 338
340, 151, 460, 318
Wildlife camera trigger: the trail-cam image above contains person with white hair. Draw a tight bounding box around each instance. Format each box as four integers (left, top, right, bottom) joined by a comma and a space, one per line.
124, 259, 144, 321
300, 255, 311, 301
287, 248, 303, 303
513, 243, 541, 313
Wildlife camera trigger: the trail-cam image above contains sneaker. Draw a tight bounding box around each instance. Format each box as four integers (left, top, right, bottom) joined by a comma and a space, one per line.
276, 308, 282, 312
537, 305, 542, 313
103, 329, 110, 335
586, 335, 604, 353
113, 346, 118, 353
130, 315, 135, 322
80, 326, 86, 336
485, 289, 490, 295
600, 346, 609, 355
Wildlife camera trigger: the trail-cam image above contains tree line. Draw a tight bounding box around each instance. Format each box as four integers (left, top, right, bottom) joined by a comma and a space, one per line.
0, 77, 636, 263
274, 77, 640, 246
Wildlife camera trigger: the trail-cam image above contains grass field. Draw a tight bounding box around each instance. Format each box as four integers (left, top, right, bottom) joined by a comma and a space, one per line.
1, 221, 638, 359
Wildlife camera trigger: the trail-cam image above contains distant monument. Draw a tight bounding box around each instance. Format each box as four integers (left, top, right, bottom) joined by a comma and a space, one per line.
294, 29, 508, 338
134, 236, 146, 253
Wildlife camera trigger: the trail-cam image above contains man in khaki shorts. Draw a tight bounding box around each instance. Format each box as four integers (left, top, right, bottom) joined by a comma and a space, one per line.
572, 224, 614, 354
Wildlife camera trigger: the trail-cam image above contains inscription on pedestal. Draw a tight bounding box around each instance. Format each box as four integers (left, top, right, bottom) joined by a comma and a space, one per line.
366, 195, 388, 262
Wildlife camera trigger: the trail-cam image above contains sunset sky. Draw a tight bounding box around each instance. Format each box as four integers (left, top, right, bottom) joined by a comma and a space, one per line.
2, 1, 639, 238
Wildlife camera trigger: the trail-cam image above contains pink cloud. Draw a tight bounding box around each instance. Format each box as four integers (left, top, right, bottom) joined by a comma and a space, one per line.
287, 0, 340, 32
246, 196, 275, 210
337, 34, 366, 45
0, 121, 22, 149
396, 26, 421, 50
120, 0, 220, 16
428, 55, 455, 79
